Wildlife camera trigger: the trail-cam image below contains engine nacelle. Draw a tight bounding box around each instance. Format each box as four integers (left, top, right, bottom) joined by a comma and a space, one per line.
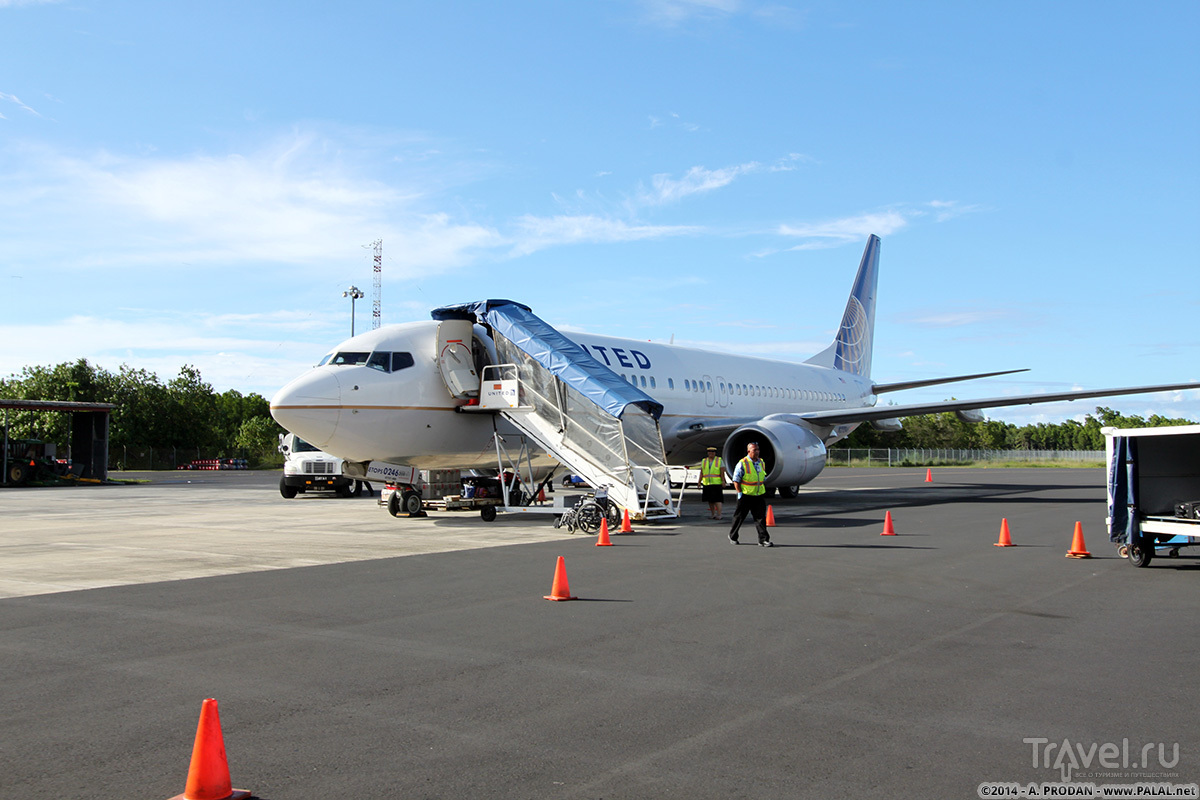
723, 419, 828, 488
955, 408, 986, 424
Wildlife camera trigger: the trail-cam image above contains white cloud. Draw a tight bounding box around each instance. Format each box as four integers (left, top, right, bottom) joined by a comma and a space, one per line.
671, 337, 826, 357
0, 91, 42, 118
2, 135, 778, 276
925, 199, 981, 222
768, 153, 814, 172
508, 214, 698, 256
637, 0, 806, 30
778, 210, 909, 247
901, 310, 1011, 329
0, 134, 503, 274
639, 162, 760, 206
713, 319, 779, 329
0, 313, 339, 396
987, 392, 1200, 427
774, 200, 978, 251
640, 0, 741, 26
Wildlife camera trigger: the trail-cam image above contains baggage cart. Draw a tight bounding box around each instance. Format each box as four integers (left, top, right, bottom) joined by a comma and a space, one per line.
1105, 424, 1200, 567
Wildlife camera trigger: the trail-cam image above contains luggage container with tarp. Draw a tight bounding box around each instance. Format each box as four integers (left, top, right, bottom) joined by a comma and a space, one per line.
1105, 424, 1200, 567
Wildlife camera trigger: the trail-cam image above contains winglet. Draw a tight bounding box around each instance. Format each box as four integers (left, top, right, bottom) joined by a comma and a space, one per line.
805, 234, 880, 378
872, 368, 1031, 395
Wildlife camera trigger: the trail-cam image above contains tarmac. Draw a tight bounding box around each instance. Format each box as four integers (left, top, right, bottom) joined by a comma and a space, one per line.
0, 467, 1196, 799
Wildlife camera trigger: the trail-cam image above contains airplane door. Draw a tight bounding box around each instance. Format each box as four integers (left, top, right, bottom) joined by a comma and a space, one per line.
716, 375, 729, 408
702, 374, 714, 408
437, 320, 480, 399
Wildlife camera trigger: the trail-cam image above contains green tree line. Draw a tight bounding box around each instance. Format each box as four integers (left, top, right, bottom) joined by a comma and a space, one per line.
0, 359, 283, 460
4, 360, 1194, 463
835, 406, 1195, 451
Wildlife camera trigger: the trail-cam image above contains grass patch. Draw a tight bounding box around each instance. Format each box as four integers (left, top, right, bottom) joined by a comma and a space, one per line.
829, 459, 1104, 469
966, 460, 1104, 469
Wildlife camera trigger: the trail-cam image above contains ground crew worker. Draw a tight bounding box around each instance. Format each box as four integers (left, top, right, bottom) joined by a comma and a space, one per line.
698, 446, 726, 520
729, 442, 772, 546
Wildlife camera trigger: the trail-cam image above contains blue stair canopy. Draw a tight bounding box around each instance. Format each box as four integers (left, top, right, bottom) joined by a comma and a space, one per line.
431, 300, 663, 421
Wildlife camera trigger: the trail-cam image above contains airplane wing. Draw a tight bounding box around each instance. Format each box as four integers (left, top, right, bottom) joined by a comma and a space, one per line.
871, 368, 1029, 395
793, 381, 1199, 426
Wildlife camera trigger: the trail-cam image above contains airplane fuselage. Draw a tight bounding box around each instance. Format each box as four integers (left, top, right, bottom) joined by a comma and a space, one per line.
270, 320, 876, 471
270, 235, 1192, 487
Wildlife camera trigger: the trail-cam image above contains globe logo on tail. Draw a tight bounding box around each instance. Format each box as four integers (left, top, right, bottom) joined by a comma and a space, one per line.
833, 296, 870, 376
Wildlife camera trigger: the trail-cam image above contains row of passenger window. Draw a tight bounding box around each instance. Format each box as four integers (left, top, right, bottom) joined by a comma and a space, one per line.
319, 351, 415, 373
319, 350, 846, 402
616, 372, 846, 403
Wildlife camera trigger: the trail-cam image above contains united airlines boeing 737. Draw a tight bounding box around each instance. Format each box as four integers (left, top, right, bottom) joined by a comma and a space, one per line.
270, 236, 1194, 498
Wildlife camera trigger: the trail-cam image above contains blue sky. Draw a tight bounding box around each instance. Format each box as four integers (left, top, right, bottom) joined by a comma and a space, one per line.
2, 0, 1197, 426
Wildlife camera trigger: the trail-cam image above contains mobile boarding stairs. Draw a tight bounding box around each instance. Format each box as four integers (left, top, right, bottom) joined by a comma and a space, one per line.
431, 300, 680, 523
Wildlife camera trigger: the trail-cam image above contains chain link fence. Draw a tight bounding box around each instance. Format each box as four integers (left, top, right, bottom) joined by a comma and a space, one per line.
826, 449, 1105, 467
105, 446, 1105, 471
109, 446, 282, 471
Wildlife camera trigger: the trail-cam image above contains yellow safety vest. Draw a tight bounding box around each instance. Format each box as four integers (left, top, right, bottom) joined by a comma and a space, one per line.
738, 457, 767, 495
700, 457, 724, 485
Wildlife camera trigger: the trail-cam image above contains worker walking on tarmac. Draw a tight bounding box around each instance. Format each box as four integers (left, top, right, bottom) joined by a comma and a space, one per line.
698, 446, 726, 520
728, 442, 773, 547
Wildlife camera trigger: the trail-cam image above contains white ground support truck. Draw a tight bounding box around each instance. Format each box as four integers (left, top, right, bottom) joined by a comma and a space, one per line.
1105, 424, 1200, 567
278, 432, 362, 498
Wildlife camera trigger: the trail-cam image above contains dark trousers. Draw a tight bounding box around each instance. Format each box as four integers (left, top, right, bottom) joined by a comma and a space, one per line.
729, 494, 769, 543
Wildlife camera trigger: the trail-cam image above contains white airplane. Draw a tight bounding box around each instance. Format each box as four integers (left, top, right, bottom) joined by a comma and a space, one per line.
270, 235, 1195, 497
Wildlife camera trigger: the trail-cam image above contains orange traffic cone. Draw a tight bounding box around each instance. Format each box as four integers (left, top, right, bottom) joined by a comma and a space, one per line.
543, 556, 577, 600
924, 468, 933, 483
994, 518, 1015, 547
620, 508, 634, 533
596, 518, 613, 546
880, 510, 897, 536
168, 699, 251, 800
1065, 521, 1092, 558
537, 486, 546, 503
765, 505, 776, 527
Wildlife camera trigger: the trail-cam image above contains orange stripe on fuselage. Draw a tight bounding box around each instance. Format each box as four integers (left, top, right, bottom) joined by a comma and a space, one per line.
269, 405, 460, 412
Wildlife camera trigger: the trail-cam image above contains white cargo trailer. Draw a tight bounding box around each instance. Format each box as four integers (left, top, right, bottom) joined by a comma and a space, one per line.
1104, 424, 1200, 567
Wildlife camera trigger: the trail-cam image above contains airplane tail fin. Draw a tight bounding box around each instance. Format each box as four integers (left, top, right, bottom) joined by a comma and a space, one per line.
805, 234, 880, 378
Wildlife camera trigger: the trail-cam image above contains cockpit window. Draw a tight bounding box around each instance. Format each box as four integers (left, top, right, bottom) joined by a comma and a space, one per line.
328, 350, 414, 372
330, 351, 369, 366
317, 353, 333, 366
354, 351, 417, 373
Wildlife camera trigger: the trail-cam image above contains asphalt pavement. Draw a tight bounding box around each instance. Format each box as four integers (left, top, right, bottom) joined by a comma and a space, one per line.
0, 468, 1195, 799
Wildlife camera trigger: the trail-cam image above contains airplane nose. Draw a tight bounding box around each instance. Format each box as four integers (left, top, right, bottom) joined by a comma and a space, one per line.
270, 369, 342, 449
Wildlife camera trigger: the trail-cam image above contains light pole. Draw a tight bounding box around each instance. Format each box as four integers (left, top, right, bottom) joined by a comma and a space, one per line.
343, 285, 364, 336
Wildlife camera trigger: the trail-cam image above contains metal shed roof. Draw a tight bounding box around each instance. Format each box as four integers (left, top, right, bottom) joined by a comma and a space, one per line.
1, 399, 116, 413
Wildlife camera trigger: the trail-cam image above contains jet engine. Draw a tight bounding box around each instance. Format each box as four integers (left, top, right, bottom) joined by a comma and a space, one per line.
955, 408, 986, 424
723, 419, 828, 488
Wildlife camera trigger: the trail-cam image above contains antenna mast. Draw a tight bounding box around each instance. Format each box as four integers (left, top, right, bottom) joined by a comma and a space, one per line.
370, 239, 382, 329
